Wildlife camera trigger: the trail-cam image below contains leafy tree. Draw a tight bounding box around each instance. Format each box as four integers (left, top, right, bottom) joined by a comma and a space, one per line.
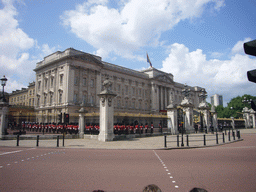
215, 94, 256, 118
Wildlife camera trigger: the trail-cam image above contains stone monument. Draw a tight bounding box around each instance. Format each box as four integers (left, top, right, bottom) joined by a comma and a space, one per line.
198, 89, 210, 132
97, 77, 117, 142
167, 93, 178, 134
180, 85, 194, 133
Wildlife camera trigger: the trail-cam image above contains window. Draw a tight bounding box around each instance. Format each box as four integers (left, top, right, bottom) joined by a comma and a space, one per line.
89, 95, 94, 104
132, 87, 135, 95
44, 95, 47, 106
38, 81, 41, 91
45, 79, 48, 89
90, 79, 94, 87
50, 94, 53, 105
83, 78, 87, 86
51, 77, 54, 87
74, 76, 78, 86
60, 75, 63, 86
37, 96, 40, 107
125, 86, 128, 95
132, 101, 135, 109
59, 92, 62, 103
74, 93, 78, 103
82, 94, 87, 105
117, 100, 120, 108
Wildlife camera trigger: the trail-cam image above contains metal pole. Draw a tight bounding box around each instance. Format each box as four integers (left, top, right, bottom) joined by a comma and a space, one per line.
204, 134, 206, 146
57, 136, 59, 147
186, 135, 189, 147
228, 131, 230, 141
63, 132, 65, 147
36, 135, 39, 147
17, 134, 19, 146
164, 135, 167, 148
216, 133, 218, 144
177, 135, 179, 147
222, 133, 225, 143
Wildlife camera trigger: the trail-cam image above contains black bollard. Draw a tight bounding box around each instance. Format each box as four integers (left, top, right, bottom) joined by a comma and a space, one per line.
36, 135, 39, 147
177, 135, 179, 147
164, 135, 167, 148
216, 133, 218, 144
63, 132, 65, 147
17, 134, 20, 146
228, 131, 230, 141
233, 131, 235, 140
57, 136, 59, 147
186, 135, 189, 147
204, 134, 206, 146
237, 130, 240, 139
225, 128, 227, 135
223, 133, 225, 143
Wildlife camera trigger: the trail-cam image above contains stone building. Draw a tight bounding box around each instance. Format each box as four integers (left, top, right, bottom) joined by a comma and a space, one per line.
34, 48, 205, 126
9, 82, 35, 107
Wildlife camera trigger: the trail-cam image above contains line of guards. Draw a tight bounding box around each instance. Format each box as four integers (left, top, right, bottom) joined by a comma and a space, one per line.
21, 122, 160, 135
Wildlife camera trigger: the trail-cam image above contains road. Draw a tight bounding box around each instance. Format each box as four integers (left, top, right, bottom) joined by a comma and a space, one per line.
0, 133, 255, 192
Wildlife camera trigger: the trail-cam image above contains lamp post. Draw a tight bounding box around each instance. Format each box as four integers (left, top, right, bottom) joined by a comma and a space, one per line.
0, 75, 7, 102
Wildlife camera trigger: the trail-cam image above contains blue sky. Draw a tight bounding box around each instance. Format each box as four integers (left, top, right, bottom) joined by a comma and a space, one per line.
1, 0, 256, 106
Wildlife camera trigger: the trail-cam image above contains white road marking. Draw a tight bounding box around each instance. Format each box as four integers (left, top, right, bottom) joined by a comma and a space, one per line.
0, 150, 23, 156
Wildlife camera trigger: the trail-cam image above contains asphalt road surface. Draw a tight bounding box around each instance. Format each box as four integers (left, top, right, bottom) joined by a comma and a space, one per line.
0, 134, 255, 192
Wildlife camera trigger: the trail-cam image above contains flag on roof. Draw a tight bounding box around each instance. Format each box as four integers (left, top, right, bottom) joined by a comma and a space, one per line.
147, 53, 152, 68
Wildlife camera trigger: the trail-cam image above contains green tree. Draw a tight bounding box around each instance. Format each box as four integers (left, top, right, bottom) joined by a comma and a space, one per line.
215, 94, 256, 118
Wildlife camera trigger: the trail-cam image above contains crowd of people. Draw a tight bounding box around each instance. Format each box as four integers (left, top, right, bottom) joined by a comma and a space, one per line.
10, 122, 163, 135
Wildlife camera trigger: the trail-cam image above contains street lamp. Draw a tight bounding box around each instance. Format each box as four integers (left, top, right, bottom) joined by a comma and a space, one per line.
0, 75, 7, 102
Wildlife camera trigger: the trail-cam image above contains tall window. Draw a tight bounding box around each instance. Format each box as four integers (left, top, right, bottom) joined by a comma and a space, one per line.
51, 77, 54, 88
60, 75, 63, 86
83, 78, 87, 86
37, 96, 40, 107
45, 79, 48, 89
90, 79, 94, 87
44, 95, 47, 106
74, 93, 78, 103
82, 94, 87, 105
74, 76, 78, 86
38, 81, 41, 91
50, 94, 53, 105
59, 92, 62, 104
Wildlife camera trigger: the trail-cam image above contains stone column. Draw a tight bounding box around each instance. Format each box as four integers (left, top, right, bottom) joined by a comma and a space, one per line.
0, 102, 9, 139
78, 107, 86, 138
181, 97, 194, 133
97, 78, 117, 142
210, 105, 218, 130
242, 107, 250, 128
249, 109, 256, 128
198, 102, 210, 132
167, 104, 178, 134
231, 116, 235, 130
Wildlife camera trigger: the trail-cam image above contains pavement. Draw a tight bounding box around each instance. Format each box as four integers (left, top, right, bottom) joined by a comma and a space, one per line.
0, 128, 253, 149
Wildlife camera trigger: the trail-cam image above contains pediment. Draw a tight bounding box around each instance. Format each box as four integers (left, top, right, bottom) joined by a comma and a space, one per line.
154, 75, 173, 84
71, 53, 103, 66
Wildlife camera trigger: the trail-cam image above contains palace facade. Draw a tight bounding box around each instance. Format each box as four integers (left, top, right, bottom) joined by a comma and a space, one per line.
34, 48, 205, 126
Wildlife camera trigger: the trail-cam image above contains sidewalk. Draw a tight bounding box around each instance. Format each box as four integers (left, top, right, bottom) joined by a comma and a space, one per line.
0, 128, 254, 150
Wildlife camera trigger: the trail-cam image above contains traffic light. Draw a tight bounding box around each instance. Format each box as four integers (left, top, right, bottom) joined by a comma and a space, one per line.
58, 113, 62, 123
244, 39, 256, 83
64, 113, 69, 124
247, 69, 256, 83
244, 39, 256, 56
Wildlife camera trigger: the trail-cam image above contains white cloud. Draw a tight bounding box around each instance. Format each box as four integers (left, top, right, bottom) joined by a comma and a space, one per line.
231, 37, 252, 55
0, 1, 56, 92
61, 0, 224, 59
161, 40, 256, 105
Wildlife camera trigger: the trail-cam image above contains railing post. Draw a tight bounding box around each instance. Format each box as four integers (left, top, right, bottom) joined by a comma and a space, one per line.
17, 134, 20, 146
233, 131, 235, 140
237, 130, 240, 139
63, 132, 65, 147
177, 135, 179, 147
164, 135, 167, 148
222, 133, 225, 143
57, 135, 59, 147
204, 134, 206, 146
228, 131, 231, 141
36, 135, 39, 147
186, 135, 189, 147
216, 133, 218, 144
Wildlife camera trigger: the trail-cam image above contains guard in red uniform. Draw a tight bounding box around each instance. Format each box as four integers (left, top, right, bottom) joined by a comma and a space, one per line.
135, 124, 139, 134
145, 123, 148, 133
151, 123, 154, 134
140, 124, 143, 134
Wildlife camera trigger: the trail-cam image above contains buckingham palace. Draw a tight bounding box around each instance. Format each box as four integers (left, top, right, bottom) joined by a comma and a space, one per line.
34, 48, 205, 127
